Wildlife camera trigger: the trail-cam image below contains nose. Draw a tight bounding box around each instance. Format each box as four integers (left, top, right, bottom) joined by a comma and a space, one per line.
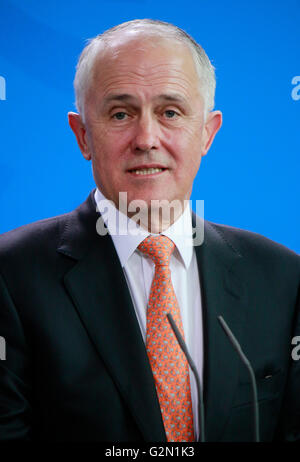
131, 113, 160, 152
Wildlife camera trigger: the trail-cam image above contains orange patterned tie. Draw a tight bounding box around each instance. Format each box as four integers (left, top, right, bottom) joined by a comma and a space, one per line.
138, 235, 194, 442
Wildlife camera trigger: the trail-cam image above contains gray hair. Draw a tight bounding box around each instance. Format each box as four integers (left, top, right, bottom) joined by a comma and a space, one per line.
74, 19, 216, 122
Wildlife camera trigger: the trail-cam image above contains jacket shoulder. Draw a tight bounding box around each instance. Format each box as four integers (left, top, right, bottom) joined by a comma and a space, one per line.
0, 191, 96, 267
206, 220, 300, 273
0, 213, 70, 260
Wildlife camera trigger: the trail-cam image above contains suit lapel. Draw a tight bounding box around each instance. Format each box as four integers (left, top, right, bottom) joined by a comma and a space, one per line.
193, 214, 247, 441
57, 192, 166, 441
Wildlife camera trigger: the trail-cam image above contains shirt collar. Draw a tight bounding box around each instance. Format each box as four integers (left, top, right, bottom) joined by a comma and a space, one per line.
94, 188, 194, 269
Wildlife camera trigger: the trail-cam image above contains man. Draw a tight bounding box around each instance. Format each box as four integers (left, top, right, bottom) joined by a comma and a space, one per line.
0, 19, 299, 442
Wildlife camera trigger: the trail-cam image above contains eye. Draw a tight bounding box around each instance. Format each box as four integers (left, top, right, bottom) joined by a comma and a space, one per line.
164, 109, 179, 119
112, 112, 128, 120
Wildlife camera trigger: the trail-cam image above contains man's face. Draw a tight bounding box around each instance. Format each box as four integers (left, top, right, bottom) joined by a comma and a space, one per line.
69, 34, 222, 211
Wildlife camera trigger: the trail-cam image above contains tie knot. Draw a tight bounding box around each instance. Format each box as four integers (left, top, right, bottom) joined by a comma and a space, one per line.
138, 235, 175, 267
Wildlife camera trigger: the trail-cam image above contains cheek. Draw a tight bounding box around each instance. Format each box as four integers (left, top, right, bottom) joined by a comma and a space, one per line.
170, 128, 202, 166
168, 132, 203, 190
94, 128, 131, 159
90, 134, 126, 171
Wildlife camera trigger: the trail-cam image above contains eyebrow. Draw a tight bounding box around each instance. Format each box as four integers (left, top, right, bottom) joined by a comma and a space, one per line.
157, 93, 187, 104
102, 93, 187, 106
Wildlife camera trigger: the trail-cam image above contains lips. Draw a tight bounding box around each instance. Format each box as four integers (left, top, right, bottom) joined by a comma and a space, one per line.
128, 164, 167, 170
127, 164, 168, 176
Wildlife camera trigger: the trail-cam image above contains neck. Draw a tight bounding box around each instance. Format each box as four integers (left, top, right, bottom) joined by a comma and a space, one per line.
127, 199, 189, 234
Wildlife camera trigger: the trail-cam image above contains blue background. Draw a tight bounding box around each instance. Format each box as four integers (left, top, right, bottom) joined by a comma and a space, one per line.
0, 0, 299, 253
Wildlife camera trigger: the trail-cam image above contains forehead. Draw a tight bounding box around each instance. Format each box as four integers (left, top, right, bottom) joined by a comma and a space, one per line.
87, 34, 201, 103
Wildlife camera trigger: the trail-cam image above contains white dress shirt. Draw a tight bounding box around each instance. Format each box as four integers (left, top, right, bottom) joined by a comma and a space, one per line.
95, 188, 203, 440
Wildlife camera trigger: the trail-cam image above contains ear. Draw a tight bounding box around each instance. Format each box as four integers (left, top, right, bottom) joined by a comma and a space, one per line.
68, 112, 91, 160
201, 110, 222, 156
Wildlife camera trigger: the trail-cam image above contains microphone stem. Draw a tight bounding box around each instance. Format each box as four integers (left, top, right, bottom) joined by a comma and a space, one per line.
246, 359, 260, 442
167, 313, 205, 442
218, 315, 260, 442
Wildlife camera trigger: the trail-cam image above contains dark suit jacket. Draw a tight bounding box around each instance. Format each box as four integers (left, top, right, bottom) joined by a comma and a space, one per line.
0, 191, 299, 442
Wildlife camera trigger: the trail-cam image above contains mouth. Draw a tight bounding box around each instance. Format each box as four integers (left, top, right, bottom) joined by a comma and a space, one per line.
127, 165, 168, 177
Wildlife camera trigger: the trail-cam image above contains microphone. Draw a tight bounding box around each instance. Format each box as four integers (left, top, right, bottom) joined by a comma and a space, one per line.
217, 315, 260, 442
166, 313, 205, 442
